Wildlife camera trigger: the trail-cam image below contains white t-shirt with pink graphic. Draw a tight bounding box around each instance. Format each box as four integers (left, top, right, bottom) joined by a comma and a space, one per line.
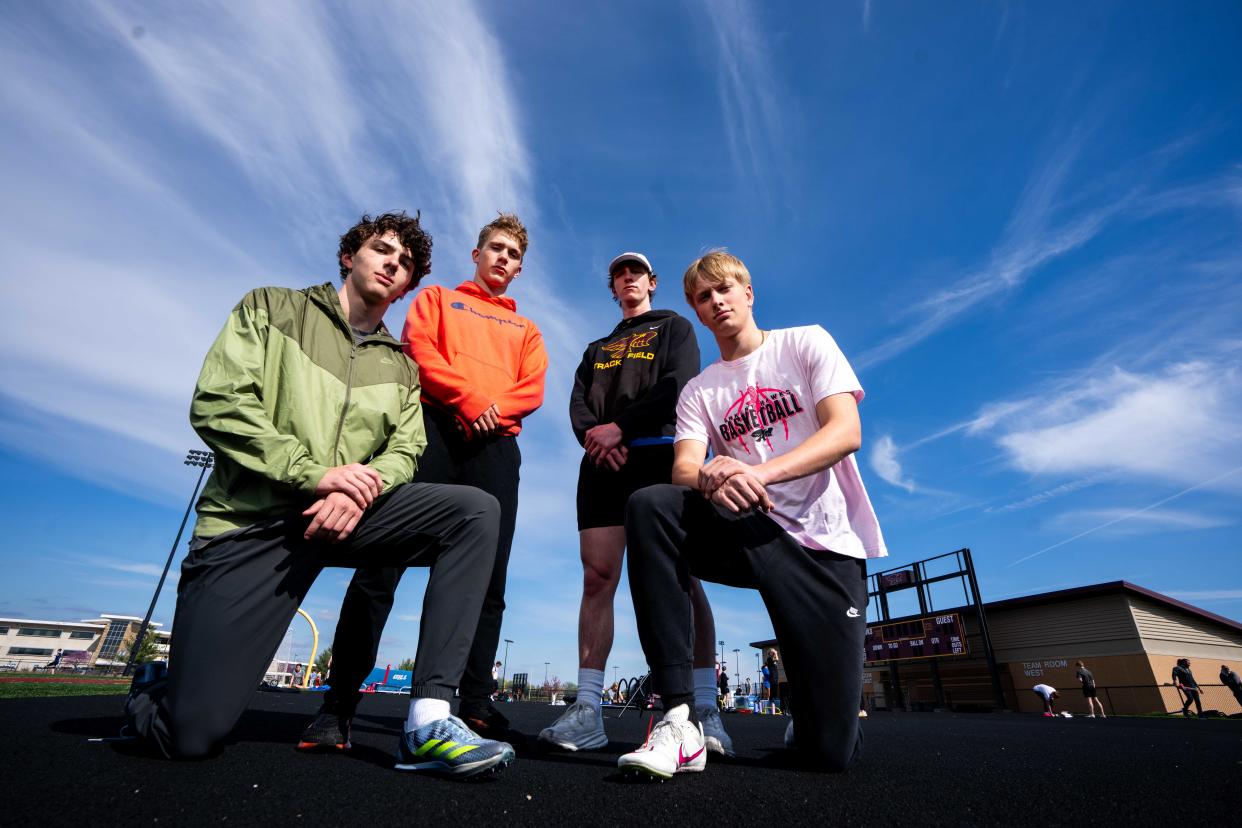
675, 325, 887, 560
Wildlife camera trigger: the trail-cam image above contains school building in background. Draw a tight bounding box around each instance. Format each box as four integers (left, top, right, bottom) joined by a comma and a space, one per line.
0, 613, 170, 670
0, 613, 305, 683
753, 580, 1242, 716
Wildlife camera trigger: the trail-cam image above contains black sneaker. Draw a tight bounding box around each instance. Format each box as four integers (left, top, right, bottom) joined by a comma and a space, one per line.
122, 660, 167, 721
95, 662, 168, 746
459, 705, 528, 749
127, 661, 168, 701
297, 709, 353, 751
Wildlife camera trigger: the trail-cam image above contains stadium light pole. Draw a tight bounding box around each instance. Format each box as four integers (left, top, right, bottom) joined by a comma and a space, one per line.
124, 449, 214, 677
501, 638, 513, 691
718, 640, 725, 669
544, 661, 549, 688
733, 648, 740, 688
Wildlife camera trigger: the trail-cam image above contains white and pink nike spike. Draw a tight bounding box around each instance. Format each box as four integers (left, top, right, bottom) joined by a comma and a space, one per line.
617, 704, 707, 780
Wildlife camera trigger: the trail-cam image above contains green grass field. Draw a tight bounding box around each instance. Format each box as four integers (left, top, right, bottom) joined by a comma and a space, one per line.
0, 673, 128, 699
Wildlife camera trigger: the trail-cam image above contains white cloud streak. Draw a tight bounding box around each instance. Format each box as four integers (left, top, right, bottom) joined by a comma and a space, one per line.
0, 1, 595, 508
1010, 464, 1242, 566
697, 0, 791, 207
856, 137, 1240, 372
869, 435, 915, 492
992, 361, 1242, 485
1166, 589, 1242, 602
858, 130, 1127, 368
1048, 507, 1233, 535
48, 553, 180, 583
986, 477, 1103, 513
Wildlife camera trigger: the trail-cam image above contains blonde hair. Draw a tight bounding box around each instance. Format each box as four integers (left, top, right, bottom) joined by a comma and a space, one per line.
683, 249, 751, 303
477, 212, 529, 257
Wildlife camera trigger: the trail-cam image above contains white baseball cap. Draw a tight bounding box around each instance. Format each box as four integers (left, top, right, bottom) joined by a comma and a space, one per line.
608, 251, 653, 274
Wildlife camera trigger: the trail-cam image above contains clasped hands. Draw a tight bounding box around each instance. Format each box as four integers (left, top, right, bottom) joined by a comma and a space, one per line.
471, 404, 501, 437
698, 455, 774, 514
584, 422, 628, 472
302, 463, 383, 543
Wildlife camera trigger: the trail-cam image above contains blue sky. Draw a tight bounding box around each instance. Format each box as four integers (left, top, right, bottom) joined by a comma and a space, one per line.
2, 1, 1239, 689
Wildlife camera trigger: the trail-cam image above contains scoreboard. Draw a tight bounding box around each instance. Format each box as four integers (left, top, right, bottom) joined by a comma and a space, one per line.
864, 613, 968, 664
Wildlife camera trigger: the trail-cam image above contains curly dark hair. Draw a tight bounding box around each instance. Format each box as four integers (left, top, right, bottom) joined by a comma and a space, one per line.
337, 211, 433, 293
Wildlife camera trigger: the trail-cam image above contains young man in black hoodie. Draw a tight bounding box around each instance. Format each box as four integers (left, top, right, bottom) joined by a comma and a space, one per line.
539, 252, 734, 757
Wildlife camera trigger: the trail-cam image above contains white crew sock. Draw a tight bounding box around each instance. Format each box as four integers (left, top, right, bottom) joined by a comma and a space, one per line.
577, 668, 605, 708
693, 667, 717, 709
405, 697, 450, 732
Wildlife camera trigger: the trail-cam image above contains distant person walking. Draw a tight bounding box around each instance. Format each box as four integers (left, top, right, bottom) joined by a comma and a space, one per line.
1075, 661, 1105, 718
764, 649, 782, 713
718, 666, 732, 709
1172, 658, 1203, 717
1032, 683, 1060, 716
1220, 665, 1242, 708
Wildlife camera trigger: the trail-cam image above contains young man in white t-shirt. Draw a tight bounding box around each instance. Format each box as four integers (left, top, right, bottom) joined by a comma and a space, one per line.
617, 251, 887, 779
1032, 683, 1060, 716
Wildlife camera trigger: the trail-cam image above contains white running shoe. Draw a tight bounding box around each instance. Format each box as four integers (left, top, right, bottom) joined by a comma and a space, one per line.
537, 701, 607, 751
696, 705, 735, 757
618, 704, 707, 780
784, 719, 795, 748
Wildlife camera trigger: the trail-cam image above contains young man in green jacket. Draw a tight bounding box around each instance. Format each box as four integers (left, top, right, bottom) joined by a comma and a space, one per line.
124, 212, 515, 778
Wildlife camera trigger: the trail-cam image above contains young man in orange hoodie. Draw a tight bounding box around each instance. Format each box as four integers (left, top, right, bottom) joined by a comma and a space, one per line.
299, 213, 547, 751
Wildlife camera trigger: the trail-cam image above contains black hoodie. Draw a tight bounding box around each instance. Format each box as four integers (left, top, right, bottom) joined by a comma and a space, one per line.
569, 309, 701, 446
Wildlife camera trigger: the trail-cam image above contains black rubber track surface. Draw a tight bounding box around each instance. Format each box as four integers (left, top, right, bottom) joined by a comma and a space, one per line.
5, 692, 1237, 825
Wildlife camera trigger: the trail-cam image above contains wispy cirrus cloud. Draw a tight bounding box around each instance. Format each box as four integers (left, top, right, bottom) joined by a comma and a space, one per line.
986, 477, 1103, 513
855, 134, 1240, 371
50, 554, 179, 583
695, 0, 792, 207
1011, 465, 1242, 566
1166, 589, 1242, 603
988, 360, 1242, 487
858, 129, 1123, 368
0, 1, 594, 507
1047, 507, 1233, 535
869, 435, 916, 492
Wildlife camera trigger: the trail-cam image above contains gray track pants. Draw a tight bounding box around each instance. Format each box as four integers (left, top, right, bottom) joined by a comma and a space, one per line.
625, 484, 868, 772
127, 482, 499, 759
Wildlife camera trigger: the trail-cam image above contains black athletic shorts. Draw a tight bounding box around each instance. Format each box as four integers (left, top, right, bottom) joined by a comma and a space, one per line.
576, 444, 674, 530
1082, 686, 1097, 698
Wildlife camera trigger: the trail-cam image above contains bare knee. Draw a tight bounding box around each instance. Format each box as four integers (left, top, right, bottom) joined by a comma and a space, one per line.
579, 527, 626, 600
582, 560, 621, 599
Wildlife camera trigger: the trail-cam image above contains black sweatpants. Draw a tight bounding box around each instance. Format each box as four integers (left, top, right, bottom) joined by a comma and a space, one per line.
625, 484, 868, 772
127, 482, 500, 759
1181, 687, 1203, 715
325, 405, 519, 717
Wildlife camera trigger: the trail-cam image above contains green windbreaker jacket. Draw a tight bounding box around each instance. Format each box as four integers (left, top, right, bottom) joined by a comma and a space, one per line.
189, 283, 425, 537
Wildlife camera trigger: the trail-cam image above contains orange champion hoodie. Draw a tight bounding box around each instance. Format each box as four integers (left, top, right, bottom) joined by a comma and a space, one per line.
401, 280, 547, 437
